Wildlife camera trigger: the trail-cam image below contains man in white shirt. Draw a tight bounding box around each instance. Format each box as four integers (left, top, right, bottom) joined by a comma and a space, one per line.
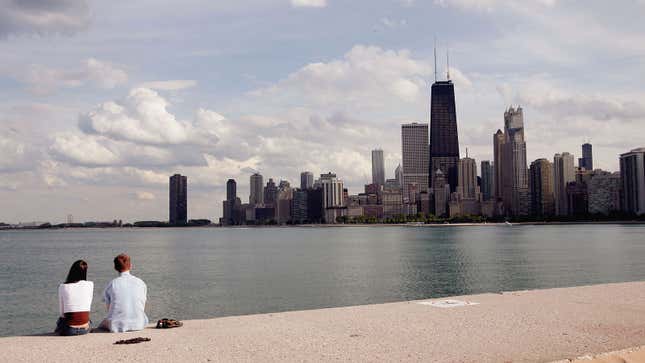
99, 253, 149, 332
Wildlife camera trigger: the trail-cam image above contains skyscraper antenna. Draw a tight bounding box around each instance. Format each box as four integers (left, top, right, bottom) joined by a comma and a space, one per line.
446, 47, 450, 80
433, 37, 437, 83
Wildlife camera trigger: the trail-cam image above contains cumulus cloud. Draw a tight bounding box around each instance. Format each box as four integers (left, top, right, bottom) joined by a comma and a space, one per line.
78, 87, 220, 146
0, 135, 29, 172
290, 0, 327, 8
137, 80, 197, 91
0, 0, 90, 37
18, 58, 128, 95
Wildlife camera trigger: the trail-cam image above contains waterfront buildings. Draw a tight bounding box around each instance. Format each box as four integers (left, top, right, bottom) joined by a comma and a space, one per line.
430, 80, 460, 192
620, 148, 645, 215
264, 178, 278, 207
496, 106, 529, 216
169, 174, 187, 225
579, 143, 593, 170
395, 164, 403, 187
320, 172, 345, 223
554, 152, 575, 216
222, 179, 238, 225
433, 169, 448, 217
588, 171, 621, 215
401, 123, 429, 198
480, 160, 493, 201
457, 157, 478, 200
529, 159, 555, 217
493, 130, 505, 202
371, 149, 385, 186
249, 173, 264, 206
300, 171, 314, 190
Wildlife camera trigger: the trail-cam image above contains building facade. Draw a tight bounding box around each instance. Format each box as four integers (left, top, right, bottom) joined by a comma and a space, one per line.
457, 157, 478, 200
249, 173, 264, 206
493, 129, 505, 202
553, 152, 575, 216
588, 171, 621, 215
480, 160, 494, 202
401, 123, 429, 197
579, 143, 593, 170
264, 178, 278, 207
430, 80, 460, 192
169, 174, 187, 225
300, 171, 314, 190
500, 106, 529, 216
371, 149, 385, 186
620, 148, 645, 215
529, 159, 555, 217
320, 172, 345, 223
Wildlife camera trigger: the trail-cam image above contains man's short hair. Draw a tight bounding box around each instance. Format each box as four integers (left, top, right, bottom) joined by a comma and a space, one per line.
114, 253, 131, 272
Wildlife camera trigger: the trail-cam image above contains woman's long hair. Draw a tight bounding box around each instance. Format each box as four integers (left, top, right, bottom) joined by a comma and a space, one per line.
65, 260, 88, 284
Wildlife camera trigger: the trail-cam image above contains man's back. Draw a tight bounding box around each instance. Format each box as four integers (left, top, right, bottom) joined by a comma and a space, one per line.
103, 271, 148, 332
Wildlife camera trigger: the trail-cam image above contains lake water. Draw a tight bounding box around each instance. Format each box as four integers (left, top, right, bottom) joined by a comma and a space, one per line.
1, 224, 645, 337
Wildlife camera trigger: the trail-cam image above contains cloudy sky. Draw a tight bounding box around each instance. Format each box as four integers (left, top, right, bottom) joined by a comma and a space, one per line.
1, 0, 644, 223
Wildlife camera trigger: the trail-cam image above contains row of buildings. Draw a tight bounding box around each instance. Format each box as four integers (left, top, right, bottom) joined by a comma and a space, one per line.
167, 72, 645, 225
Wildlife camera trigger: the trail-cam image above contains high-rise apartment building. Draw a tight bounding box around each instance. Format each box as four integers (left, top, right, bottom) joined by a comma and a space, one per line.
496, 106, 529, 216
620, 148, 645, 215
480, 160, 494, 201
169, 174, 187, 225
320, 172, 345, 223
401, 123, 429, 198
579, 143, 593, 170
371, 149, 385, 186
553, 152, 575, 216
588, 171, 621, 215
430, 80, 460, 192
493, 130, 505, 201
433, 169, 448, 217
249, 173, 264, 206
222, 178, 237, 225
264, 178, 278, 206
300, 171, 314, 190
529, 159, 554, 217
291, 189, 308, 223
457, 157, 477, 200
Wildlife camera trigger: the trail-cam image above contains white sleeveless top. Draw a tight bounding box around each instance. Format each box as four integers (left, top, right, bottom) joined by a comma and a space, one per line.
58, 281, 94, 314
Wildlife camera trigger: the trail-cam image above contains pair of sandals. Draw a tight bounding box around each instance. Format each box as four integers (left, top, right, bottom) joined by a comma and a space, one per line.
155, 318, 183, 329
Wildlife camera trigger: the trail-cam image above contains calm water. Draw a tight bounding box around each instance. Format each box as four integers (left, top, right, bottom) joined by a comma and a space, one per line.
1, 225, 645, 337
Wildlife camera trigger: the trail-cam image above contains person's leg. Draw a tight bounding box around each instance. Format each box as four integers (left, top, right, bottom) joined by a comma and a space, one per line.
55, 317, 65, 334
67, 326, 90, 336
98, 318, 111, 331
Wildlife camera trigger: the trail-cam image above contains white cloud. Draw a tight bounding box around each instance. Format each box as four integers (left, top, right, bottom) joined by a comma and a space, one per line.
78, 87, 219, 146
18, 58, 128, 95
0, 135, 28, 172
290, 0, 327, 8
434, 0, 557, 12
0, 0, 90, 37
138, 80, 198, 91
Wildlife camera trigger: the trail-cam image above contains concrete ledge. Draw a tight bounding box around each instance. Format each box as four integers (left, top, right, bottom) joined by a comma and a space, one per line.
4, 281, 645, 362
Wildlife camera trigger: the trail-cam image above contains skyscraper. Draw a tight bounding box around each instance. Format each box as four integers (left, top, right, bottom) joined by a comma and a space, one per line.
222, 179, 237, 225
169, 174, 187, 225
588, 172, 621, 215
401, 123, 429, 198
249, 173, 264, 206
493, 130, 505, 201
320, 172, 344, 223
579, 143, 593, 170
371, 149, 385, 186
430, 80, 460, 192
457, 157, 477, 200
553, 152, 575, 216
300, 171, 313, 190
620, 148, 645, 215
264, 178, 278, 206
498, 106, 529, 216
480, 160, 494, 201
433, 169, 447, 217
395, 164, 403, 187
529, 159, 554, 217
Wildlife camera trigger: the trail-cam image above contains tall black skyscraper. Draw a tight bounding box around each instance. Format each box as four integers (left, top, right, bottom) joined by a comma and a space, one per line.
430, 79, 460, 192
223, 179, 237, 225
579, 143, 593, 170
169, 174, 187, 225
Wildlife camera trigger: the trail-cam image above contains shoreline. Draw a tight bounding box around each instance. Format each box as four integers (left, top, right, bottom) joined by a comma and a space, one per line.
2, 220, 645, 231
4, 281, 645, 362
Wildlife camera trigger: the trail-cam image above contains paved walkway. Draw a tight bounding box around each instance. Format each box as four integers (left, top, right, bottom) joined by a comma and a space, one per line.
4, 281, 645, 362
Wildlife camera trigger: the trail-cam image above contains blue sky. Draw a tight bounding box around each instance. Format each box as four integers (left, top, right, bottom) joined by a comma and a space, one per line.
1, 0, 644, 223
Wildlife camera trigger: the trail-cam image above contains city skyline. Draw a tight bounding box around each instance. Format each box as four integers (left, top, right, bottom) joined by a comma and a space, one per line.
1, 1, 644, 223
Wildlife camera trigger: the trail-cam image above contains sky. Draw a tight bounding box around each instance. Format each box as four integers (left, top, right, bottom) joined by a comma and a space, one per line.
1, 0, 644, 224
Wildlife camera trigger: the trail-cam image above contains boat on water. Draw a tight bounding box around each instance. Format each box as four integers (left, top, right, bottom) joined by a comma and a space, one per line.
505, 221, 513, 226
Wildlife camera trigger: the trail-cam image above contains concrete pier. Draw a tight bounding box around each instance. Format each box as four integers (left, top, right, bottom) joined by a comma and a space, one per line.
4, 281, 645, 362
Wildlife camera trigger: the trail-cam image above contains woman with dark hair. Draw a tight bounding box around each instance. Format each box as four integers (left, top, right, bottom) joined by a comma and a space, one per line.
55, 260, 93, 336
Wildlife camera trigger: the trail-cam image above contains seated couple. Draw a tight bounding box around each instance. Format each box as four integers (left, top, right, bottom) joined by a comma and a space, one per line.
56, 253, 149, 336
